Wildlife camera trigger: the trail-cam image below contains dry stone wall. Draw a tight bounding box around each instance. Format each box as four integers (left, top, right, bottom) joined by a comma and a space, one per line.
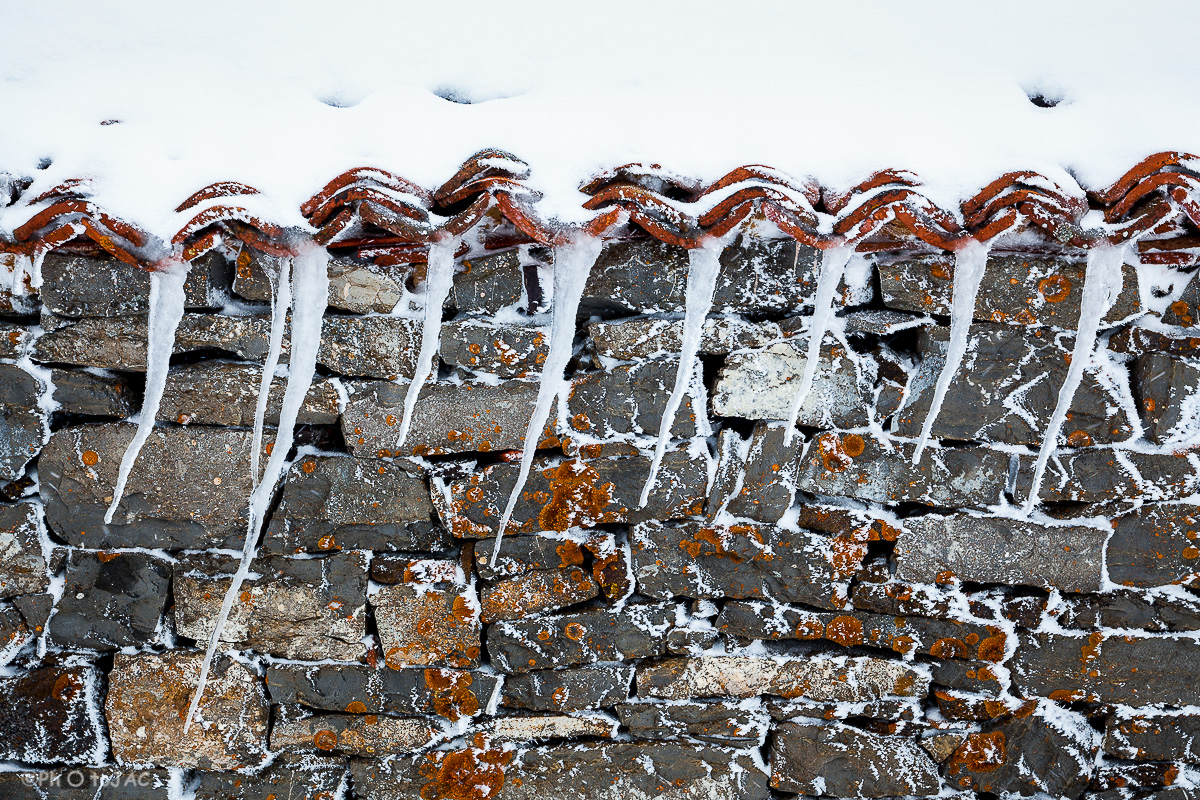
1, 237, 1199, 799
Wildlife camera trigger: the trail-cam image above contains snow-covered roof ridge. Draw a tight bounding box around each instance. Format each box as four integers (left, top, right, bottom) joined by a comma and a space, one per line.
2, 151, 1200, 270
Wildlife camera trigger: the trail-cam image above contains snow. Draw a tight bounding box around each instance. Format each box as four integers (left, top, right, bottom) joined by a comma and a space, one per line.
489, 235, 603, 564
912, 239, 991, 463
1, 1, 1199, 241
103, 261, 190, 524
639, 236, 726, 507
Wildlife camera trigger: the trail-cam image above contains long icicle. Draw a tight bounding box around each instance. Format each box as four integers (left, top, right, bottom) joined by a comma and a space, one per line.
489, 235, 603, 566
104, 261, 191, 524
639, 237, 725, 507
395, 237, 458, 447
250, 256, 292, 483
184, 244, 329, 731
781, 245, 855, 446
1022, 244, 1126, 511
912, 239, 992, 463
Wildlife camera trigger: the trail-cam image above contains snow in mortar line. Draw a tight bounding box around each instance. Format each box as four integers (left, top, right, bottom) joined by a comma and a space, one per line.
103, 260, 191, 525
395, 236, 458, 447
912, 238, 992, 464
489, 234, 604, 566
184, 244, 329, 732
782, 246, 855, 447
251, 254, 291, 483
1022, 244, 1128, 512
639, 235, 728, 508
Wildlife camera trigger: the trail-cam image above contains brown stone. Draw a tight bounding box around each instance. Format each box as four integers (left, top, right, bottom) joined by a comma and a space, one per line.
373, 583, 481, 669
479, 567, 599, 623
0, 666, 105, 765
269, 705, 435, 757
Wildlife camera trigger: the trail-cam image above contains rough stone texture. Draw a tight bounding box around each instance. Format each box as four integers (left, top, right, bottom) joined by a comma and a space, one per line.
157, 361, 341, 426
341, 378, 552, 458
370, 554, 463, 585
49, 549, 170, 651
39, 252, 229, 316
617, 701, 763, 744
353, 741, 768, 800
263, 454, 448, 554
373, 582, 481, 669
483, 714, 615, 742
795, 433, 1008, 507
269, 706, 435, 756
566, 358, 700, 440
436, 451, 707, 538
0, 768, 175, 799
705, 423, 804, 522
318, 315, 422, 378
441, 318, 549, 378
193, 754, 348, 800
265, 664, 499, 720
502, 664, 634, 712
1011, 632, 1200, 705
1136, 351, 1200, 444
1104, 713, 1200, 762
50, 368, 135, 418
174, 551, 368, 661
1108, 503, 1200, 588
770, 721, 941, 797
487, 603, 674, 673
895, 513, 1109, 592
0, 501, 49, 599
710, 335, 874, 427
636, 655, 929, 702
479, 566, 599, 622
474, 534, 588, 581
588, 314, 790, 361
232, 250, 407, 314
0, 363, 45, 481
40, 424, 255, 549
105, 651, 268, 770
895, 324, 1134, 445
0, 666, 105, 764
0, 321, 30, 359
631, 520, 863, 610
452, 248, 526, 314
1015, 447, 1200, 504
879, 251, 1140, 328
1057, 590, 1200, 632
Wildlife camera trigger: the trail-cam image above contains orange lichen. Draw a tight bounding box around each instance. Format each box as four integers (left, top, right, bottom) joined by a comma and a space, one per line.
564, 622, 586, 641
824, 615, 864, 647
418, 746, 512, 800
81, 450, 99, 466
313, 730, 338, 751
425, 669, 481, 721
1066, 430, 1094, 447
947, 731, 1007, 776
537, 460, 616, 532
345, 701, 368, 713
1038, 274, 1072, 302
977, 629, 1007, 662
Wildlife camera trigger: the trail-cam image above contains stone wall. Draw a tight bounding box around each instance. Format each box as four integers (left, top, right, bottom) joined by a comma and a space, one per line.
1, 237, 1199, 799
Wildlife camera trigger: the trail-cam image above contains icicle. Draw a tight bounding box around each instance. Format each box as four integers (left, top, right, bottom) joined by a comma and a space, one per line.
250, 256, 292, 483
488, 235, 603, 566
1022, 244, 1127, 511
639, 238, 725, 507
395, 237, 458, 447
912, 239, 992, 463
103, 261, 191, 524
782, 245, 855, 446
184, 244, 329, 731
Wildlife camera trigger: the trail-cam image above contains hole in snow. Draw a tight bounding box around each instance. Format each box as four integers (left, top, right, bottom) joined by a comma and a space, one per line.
1024, 87, 1066, 108
433, 86, 474, 105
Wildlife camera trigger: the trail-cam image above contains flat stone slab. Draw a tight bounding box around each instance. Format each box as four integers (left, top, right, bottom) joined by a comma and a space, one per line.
265, 664, 499, 720
501, 664, 634, 713
48, 549, 170, 651
1108, 503, 1200, 588
487, 603, 674, 673
373, 582, 481, 669
39, 252, 228, 316
193, 754, 348, 800
440, 318, 548, 378
565, 358, 700, 441
0, 666, 105, 765
771, 721, 941, 797
617, 700, 765, 744
1104, 712, 1200, 762
157, 361, 341, 426
1135, 351, 1200, 444
0, 364, 46, 481
705, 423, 805, 523
588, 314, 790, 361
270, 706, 435, 757
478, 566, 599, 623
50, 367, 135, 418
1015, 448, 1200, 504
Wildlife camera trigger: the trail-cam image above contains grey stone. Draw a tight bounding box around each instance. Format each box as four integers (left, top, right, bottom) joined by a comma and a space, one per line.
0, 605, 31, 664
879, 251, 1140, 328
0, 253, 38, 316
850, 579, 956, 618
50, 368, 135, 418
0, 768, 174, 799
587, 314, 790, 361
770, 721, 941, 797
435, 450, 707, 539
48, 549, 170, 650
157, 361, 340, 426
0, 364, 46, 481
617, 701, 764, 744
193, 754, 347, 800
1136, 352, 1200, 444
440, 318, 548, 378
1108, 504, 1200, 588
370, 555, 463, 584
39, 251, 229, 316
341, 378, 548, 458
487, 603, 674, 673
263, 454, 448, 554
1110, 325, 1200, 358
14, 593, 53, 636
1104, 713, 1200, 763
631, 520, 862, 610
795, 434, 1008, 507
474, 534, 588, 581
0, 321, 30, 359
106, 651, 268, 770
894, 513, 1109, 592
269, 706, 434, 756
710, 335, 874, 427
844, 308, 930, 335
931, 659, 1006, 695
895, 324, 1134, 445
565, 358, 700, 440
351, 741, 767, 800
479, 566, 599, 623
1011, 632, 1200, 705
235, 250, 406, 313
1057, 590, 1200, 632
636, 655, 929, 702
0, 666, 105, 765
705, 423, 804, 523
452, 248, 526, 314
502, 664, 634, 712
0, 502, 49, 599
373, 582, 481, 669
318, 314, 421, 378
1015, 447, 1200, 504
173, 551, 368, 661
40, 424, 256, 549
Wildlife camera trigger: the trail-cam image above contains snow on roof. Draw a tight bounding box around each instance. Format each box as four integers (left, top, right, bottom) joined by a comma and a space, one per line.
1, 0, 1199, 263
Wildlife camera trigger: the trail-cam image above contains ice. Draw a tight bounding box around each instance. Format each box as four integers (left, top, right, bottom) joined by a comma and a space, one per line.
488, 234, 603, 565
639, 237, 725, 506
103, 261, 191, 524
1022, 244, 1127, 511
394, 236, 457, 447
184, 244, 329, 731
250, 254, 291, 483
912, 239, 991, 463
782, 245, 854, 446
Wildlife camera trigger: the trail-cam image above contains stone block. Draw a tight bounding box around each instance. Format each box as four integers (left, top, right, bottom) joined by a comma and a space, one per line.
157, 361, 341, 426
1056, 590, 1200, 632
482, 714, 615, 743
473, 534, 587, 581
0, 502, 49, 599
1016, 447, 1200, 504
770, 721, 941, 797
501, 664, 633, 712
235, 251, 407, 313
487, 603, 674, 673
1108, 504, 1200, 588
0, 321, 30, 359
373, 582, 481, 669
39, 251, 229, 316
49, 549, 170, 650
1104, 713, 1200, 763
1136, 352, 1200, 444
566, 358, 700, 440
49, 368, 135, 418
452, 248, 526, 314
705, 422, 804, 522
269, 706, 435, 756
0, 363, 46, 481
478, 566, 599, 623
440, 318, 548, 378
0, 666, 104, 765
616, 700, 764, 744
587, 314, 789, 361
193, 754, 347, 800
370, 555, 463, 585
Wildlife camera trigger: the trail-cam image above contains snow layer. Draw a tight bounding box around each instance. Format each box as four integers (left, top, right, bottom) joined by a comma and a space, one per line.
2, 1, 1198, 239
